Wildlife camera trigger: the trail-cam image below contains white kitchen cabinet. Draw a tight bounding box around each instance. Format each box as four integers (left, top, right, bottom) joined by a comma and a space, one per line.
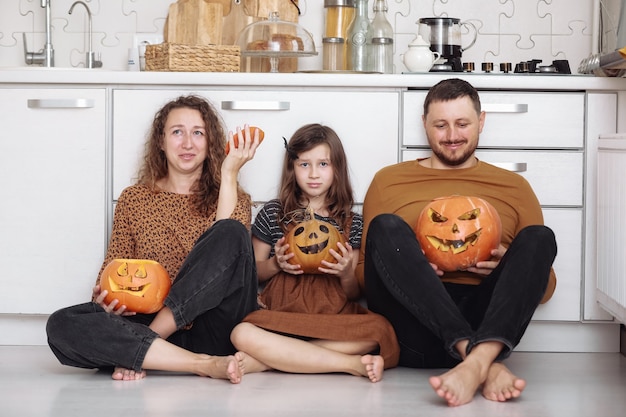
112, 89, 400, 206
0, 88, 106, 314
403, 91, 585, 148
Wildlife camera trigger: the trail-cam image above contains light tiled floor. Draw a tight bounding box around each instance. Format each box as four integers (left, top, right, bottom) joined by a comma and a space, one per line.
2, 345, 625, 417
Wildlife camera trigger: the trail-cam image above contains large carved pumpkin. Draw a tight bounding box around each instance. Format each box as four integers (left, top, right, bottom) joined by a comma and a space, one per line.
285, 206, 345, 274
100, 259, 171, 314
415, 195, 502, 272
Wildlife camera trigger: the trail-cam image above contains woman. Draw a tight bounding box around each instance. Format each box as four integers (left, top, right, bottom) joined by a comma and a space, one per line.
46, 95, 261, 383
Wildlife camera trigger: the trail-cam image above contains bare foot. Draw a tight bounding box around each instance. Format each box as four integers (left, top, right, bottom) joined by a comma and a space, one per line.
235, 351, 271, 375
196, 354, 243, 384
428, 359, 486, 406
361, 354, 384, 383
482, 362, 526, 402
111, 367, 146, 380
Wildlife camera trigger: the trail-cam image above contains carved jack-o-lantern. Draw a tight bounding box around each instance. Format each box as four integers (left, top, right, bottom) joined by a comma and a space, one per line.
415, 195, 502, 272
285, 206, 345, 274
100, 259, 171, 313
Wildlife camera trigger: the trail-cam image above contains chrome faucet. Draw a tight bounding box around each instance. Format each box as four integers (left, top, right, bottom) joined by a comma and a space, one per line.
23, 0, 55, 67
68, 1, 102, 68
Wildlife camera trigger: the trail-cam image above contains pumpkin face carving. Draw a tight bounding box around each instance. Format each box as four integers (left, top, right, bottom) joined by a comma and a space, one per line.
415, 196, 502, 272
100, 259, 171, 314
285, 207, 345, 274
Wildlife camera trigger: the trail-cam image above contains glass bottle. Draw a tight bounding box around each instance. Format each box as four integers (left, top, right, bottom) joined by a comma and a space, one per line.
368, 0, 393, 73
346, 0, 371, 71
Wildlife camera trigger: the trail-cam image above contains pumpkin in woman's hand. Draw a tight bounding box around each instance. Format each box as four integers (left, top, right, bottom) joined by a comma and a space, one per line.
415, 195, 502, 272
225, 126, 265, 154
284, 206, 345, 274
100, 259, 171, 313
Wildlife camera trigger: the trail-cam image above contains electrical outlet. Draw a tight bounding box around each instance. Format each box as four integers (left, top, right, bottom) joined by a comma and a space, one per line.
133, 33, 163, 48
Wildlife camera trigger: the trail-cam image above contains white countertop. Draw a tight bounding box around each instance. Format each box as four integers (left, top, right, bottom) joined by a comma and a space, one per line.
1, 67, 626, 91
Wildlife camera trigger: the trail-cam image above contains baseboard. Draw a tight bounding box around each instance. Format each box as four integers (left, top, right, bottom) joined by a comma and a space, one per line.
0, 314, 623, 353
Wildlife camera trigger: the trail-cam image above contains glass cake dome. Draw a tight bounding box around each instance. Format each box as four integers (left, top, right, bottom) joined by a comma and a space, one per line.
237, 12, 317, 72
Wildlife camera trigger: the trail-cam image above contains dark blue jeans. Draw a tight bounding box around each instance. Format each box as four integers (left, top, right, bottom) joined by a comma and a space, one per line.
46, 219, 258, 372
364, 214, 556, 368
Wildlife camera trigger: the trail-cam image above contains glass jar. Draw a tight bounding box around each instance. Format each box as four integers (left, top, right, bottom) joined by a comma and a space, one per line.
324, 0, 356, 38
323, 37, 345, 71
346, 0, 371, 71
368, 0, 393, 73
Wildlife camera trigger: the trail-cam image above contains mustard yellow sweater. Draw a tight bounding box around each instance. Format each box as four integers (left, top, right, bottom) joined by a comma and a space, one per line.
357, 158, 556, 303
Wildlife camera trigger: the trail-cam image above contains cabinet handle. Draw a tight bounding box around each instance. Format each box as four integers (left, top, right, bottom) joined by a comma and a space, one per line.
27, 99, 95, 109
490, 162, 527, 172
221, 101, 290, 111
482, 103, 528, 113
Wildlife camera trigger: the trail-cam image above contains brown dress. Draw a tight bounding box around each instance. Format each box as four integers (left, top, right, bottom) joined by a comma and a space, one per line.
243, 205, 399, 368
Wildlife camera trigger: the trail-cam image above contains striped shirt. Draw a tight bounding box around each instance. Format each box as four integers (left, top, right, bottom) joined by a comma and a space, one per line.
252, 199, 363, 257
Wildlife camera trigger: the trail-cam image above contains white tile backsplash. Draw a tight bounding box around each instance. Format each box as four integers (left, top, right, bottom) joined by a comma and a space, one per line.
0, 0, 617, 73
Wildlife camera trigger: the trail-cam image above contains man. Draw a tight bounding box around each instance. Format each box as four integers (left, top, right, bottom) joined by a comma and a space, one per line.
356, 78, 557, 407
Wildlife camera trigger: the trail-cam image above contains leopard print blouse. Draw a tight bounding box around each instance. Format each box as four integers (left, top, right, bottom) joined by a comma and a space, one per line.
96, 183, 251, 286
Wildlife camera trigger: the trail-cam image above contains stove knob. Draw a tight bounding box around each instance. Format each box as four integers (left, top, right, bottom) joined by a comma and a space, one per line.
463, 62, 475, 72
500, 62, 512, 73
481, 62, 494, 73
514, 61, 530, 73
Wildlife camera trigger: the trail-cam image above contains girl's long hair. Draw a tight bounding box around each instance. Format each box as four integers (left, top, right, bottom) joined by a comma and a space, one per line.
279, 124, 354, 233
137, 95, 228, 215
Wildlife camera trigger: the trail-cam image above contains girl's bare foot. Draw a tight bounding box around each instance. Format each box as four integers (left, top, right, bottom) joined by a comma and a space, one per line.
482, 362, 526, 402
111, 367, 146, 381
361, 354, 384, 383
196, 354, 243, 384
428, 359, 486, 406
235, 351, 271, 375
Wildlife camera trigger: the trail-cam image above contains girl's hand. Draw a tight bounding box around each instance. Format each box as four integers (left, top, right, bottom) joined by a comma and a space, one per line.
319, 242, 354, 277
92, 285, 135, 316
273, 236, 303, 275
466, 244, 507, 276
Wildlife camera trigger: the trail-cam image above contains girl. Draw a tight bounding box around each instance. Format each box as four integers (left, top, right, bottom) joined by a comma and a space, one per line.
230, 123, 399, 382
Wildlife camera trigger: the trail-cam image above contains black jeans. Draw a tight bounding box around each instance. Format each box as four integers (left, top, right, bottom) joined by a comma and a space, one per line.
364, 214, 556, 368
46, 219, 258, 372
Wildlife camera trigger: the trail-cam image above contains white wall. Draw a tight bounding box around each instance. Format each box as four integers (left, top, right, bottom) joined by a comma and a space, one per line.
0, 0, 619, 73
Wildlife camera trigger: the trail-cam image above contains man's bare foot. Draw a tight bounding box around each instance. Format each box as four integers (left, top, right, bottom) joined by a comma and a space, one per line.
361, 354, 384, 383
429, 359, 486, 406
196, 354, 243, 384
235, 351, 271, 375
111, 367, 146, 380
482, 362, 526, 402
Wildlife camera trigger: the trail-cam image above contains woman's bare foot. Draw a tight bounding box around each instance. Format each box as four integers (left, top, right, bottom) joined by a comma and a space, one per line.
482, 362, 526, 402
361, 354, 384, 383
196, 354, 243, 384
428, 358, 487, 407
235, 351, 271, 375
111, 367, 146, 381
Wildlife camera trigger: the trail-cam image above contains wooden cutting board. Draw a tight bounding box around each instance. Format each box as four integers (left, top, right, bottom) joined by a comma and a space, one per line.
165, 0, 224, 45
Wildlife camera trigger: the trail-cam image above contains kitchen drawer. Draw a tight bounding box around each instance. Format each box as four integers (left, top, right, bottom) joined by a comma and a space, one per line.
402, 91, 584, 148
113, 89, 399, 204
402, 149, 583, 207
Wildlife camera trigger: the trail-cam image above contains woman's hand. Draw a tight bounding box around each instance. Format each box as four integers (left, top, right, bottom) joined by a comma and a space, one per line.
92, 285, 135, 316
223, 125, 261, 174
466, 244, 507, 276
273, 236, 303, 275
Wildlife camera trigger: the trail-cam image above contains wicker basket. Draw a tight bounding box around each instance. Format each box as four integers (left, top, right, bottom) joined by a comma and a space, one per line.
145, 43, 240, 72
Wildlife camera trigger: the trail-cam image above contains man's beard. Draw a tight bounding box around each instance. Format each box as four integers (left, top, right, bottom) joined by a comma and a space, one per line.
431, 142, 476, 167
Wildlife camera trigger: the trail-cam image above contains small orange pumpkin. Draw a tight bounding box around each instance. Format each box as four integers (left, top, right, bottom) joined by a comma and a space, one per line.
100, 259, 171, 314
284, 206, 345, 274
415, 195, 502, 272
225, 126, 265, 154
